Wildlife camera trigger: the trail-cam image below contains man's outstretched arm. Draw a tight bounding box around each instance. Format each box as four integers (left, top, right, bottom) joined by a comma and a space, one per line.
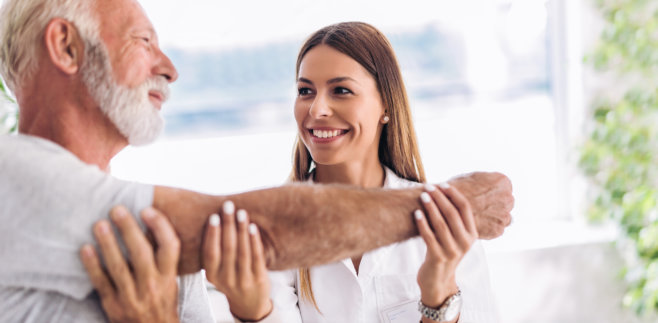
152, 172, 513, 274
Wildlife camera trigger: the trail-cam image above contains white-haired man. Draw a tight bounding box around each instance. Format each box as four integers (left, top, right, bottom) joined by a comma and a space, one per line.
0, 0, 514, 322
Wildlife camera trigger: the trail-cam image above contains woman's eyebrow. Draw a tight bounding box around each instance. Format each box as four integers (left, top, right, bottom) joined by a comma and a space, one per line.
298, 77, 313, 85
297, 76, 359, 85
327, 76, 358, 85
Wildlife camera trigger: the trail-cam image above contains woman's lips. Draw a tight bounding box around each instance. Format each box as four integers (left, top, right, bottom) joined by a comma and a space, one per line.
308, 128, 349, 142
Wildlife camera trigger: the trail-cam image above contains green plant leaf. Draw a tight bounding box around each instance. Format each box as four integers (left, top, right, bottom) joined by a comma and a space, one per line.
580, 0, 658, 316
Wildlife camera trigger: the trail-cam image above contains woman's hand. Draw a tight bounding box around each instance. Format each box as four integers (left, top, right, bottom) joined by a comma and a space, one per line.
415, 183, 477, 316
79, 206, 180, 323
203, 201, 273, 321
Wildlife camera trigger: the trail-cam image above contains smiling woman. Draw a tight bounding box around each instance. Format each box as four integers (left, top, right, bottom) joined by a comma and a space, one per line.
294, 45, 389, 174
111, 2, 570, 322
119, 1, 558, 229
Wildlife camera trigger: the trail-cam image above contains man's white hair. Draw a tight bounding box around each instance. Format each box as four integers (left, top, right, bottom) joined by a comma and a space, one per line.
0, 0, 100, 91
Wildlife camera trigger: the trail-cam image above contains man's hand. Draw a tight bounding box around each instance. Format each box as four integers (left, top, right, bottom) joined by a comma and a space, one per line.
80, 206, 180, 323
448, 172, 514, 239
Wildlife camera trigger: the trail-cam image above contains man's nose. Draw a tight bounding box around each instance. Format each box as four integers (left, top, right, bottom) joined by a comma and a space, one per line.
152, 47, 178, 83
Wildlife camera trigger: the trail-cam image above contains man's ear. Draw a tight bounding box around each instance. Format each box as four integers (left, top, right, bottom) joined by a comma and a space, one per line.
44, 18, 84, 75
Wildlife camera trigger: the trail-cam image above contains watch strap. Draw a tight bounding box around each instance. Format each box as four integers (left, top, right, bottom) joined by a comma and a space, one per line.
417, 289, 462, 322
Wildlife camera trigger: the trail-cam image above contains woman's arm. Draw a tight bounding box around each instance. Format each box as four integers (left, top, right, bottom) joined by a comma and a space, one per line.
415, 183, 477, 323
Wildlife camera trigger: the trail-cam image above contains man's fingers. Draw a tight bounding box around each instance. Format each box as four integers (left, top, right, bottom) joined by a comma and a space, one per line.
448, 171, 514, 240
236, 209, 252, 278
249, 223, 267, 277
93, 220, 137, 300
203, 214, 221, 277
80, 244, 115, 300
109, 206, 156, 281
141, 207, 181, 276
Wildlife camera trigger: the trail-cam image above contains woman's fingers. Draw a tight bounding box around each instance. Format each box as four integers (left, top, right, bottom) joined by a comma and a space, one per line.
440, 183, 478, 238
419, 190, 458, 258
93, 220, 137, 301
140, 207, 181, 277
249, 223, 268, 277
425, 184, 471, 249
236, 209, 253, 279
203, 213, 221, 279
220, 201, 238, 283
414, 210, 443, 259
80, 244, 115, 300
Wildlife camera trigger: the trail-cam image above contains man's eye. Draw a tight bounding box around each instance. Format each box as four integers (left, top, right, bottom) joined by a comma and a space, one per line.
298, 87, 313, 96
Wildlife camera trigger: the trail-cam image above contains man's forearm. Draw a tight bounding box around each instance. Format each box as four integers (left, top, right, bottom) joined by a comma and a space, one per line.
153, 172, 513, 274
227, 183, 424, 270
153, 184, 424, 273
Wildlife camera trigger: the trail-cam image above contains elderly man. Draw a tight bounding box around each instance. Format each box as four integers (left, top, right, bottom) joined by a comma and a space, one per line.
0, 0, 513, 322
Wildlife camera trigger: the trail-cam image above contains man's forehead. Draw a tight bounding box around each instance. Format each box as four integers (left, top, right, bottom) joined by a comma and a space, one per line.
94, 0, 155, 33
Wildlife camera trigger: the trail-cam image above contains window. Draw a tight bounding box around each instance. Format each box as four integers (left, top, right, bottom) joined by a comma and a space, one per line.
113, 0, 566, 225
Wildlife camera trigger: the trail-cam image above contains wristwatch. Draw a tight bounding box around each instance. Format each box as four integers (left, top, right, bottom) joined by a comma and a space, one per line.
418, 290, 462, 322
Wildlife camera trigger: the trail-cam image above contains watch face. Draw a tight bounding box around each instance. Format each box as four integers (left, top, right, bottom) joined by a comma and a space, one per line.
444, 295, 462, 321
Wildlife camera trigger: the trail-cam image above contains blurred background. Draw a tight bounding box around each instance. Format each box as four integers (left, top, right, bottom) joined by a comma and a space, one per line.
1, 0, 657, 322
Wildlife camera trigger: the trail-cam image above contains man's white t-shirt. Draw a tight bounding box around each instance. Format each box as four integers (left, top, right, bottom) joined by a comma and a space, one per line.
0, 134, 214, 322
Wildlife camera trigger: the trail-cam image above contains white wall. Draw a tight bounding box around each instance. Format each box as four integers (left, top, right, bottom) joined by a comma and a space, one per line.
488, 241, 656, 323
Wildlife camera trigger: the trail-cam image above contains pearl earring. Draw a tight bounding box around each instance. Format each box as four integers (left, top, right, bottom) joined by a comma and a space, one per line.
382, 116, 390, 123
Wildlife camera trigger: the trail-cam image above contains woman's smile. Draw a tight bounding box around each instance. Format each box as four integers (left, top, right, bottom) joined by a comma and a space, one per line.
308, 128, 349, 143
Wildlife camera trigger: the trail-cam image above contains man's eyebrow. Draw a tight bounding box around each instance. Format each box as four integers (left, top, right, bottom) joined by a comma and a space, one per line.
133, 26, 157, 38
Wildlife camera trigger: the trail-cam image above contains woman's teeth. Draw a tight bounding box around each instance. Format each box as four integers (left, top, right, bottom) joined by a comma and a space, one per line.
313, 129, 342, 139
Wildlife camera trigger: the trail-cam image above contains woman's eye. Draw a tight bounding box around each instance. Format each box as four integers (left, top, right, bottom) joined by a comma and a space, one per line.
334, 87, 352, 95
298, 87, 313, 96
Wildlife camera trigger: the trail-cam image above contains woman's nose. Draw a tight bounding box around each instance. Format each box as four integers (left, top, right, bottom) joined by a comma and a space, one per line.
308, 94, 332, 118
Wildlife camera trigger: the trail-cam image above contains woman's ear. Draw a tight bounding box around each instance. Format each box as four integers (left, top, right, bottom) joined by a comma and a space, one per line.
44, 18, 84, 75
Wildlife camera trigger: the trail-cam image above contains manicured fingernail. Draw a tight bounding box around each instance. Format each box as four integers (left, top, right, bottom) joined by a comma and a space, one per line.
237, 210, 247, 223
420, 192, 431, 203
223, 200, 235, 215
209, 214, 220, 227
424, 184, 436, 192
249, 223, 258, 235
414, 209, 424, 220
142, 207, 157, 220
439, 182, 450, 189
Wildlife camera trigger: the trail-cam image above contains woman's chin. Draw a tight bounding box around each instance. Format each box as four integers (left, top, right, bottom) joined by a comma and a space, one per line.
310, 154, 344, 167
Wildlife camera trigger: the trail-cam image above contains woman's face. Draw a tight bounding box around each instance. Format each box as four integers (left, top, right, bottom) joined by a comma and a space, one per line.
295, 44, 386, 167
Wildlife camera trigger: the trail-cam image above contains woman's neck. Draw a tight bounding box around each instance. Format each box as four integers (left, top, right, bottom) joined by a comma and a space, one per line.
313, 159, 385, 188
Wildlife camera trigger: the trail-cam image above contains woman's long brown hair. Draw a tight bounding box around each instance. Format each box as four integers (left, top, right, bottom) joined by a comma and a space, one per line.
290, 22, 426, 311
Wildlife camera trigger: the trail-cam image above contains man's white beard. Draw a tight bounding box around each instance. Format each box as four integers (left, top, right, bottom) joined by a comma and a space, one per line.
81, 40, 170, 146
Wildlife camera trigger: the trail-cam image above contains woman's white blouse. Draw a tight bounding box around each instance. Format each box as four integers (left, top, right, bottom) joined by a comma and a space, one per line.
269, 168, 500, 323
